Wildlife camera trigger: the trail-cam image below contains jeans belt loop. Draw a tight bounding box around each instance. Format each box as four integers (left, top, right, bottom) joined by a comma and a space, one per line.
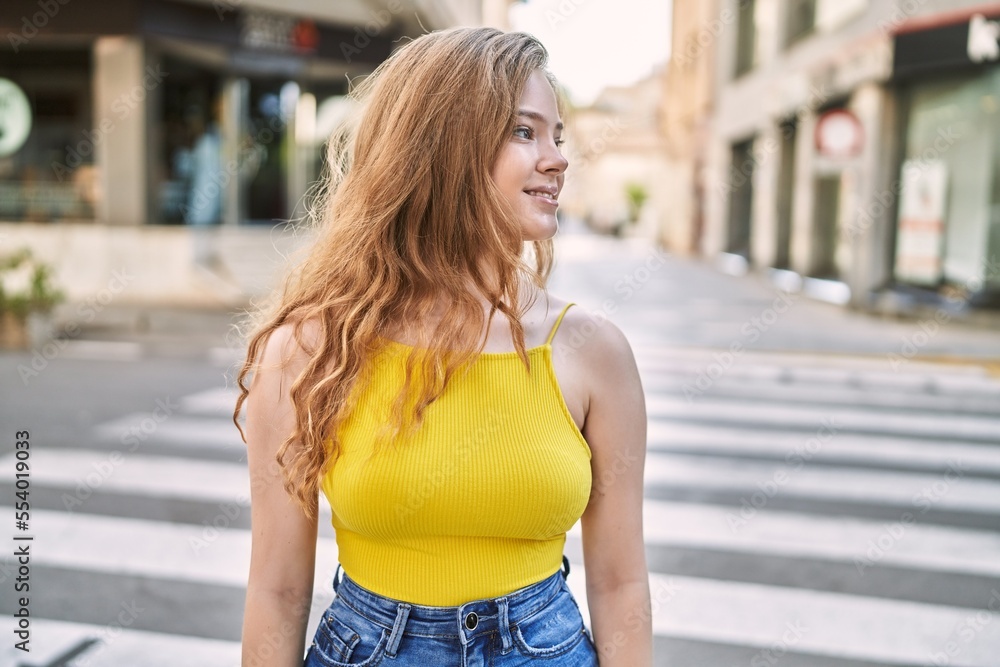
498, 597, 513, 653
385, 603, 410, 657
332, 563, 343, 594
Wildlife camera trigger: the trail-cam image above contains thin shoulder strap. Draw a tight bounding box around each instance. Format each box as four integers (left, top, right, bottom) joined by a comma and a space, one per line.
545, 302, 576, 345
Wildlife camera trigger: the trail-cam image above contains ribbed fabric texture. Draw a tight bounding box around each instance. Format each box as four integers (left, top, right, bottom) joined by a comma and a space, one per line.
319, 302, 592, 605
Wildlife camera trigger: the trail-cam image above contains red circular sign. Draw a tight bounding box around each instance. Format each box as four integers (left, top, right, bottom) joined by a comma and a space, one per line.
815, 109, 864, 159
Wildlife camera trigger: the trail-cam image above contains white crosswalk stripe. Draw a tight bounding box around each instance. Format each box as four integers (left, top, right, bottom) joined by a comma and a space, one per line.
633, 573, 999, 667
643, 453, 1000, 514
0, 619, 242, 667
563, 572, 1000, 667
1, 449, 253, 504
646, 395, 1000, 441
25, 509, 337, 586
567, 501, 1000, 576
647, 422, 1000, 473
3, 346, 1000, 665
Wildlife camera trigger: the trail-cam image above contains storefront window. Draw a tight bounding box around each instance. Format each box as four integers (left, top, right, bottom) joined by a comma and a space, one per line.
151, 43, 354, 228
895, 69, 1000, 290
0, 49, 97, 222
156, 56, 224, 226
245, 79, 291, 223
727, 138, 756, 260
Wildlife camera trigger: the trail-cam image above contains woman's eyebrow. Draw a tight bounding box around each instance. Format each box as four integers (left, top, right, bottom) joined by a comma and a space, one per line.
517, 109, 564, 131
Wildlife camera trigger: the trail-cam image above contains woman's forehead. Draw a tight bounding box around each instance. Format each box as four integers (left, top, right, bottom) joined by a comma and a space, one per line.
518, 71, 562, 124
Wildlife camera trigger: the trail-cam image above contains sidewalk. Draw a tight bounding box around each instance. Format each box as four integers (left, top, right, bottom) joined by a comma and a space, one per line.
36, 301, 245, 361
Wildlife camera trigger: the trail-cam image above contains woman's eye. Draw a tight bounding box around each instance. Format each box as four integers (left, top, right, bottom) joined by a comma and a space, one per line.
555, 138, 565, 147
515, 126, 535, 140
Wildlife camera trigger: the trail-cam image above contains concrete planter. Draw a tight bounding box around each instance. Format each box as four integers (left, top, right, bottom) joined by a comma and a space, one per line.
0, 311, 28, 350
0, 311, 55, 351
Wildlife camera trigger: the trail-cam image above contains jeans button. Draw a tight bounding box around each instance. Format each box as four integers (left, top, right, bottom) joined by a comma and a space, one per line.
465, 611, 478, 630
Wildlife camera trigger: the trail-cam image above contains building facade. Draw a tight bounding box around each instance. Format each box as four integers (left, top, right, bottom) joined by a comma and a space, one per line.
560, 70, 678, 244
688, 0, 1000, 310
0, 0, 480, 304
660, 0, 719, 255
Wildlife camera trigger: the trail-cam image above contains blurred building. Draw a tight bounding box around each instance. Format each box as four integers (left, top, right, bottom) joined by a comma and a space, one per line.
670, 0, 1000, 311
0, 0, 482, 304
660, 0, 719, 255
560, 69, 679, 243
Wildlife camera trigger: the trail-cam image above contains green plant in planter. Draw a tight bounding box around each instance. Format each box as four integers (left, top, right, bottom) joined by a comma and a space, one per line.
0, 247, 65, 320
625, 182, 649, 223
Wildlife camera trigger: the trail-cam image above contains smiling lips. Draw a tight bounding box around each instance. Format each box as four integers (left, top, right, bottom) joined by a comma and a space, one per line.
524, 186, 559, 207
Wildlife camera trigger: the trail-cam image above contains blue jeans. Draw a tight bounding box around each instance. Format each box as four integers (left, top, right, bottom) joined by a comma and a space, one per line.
304, 557, 599, 666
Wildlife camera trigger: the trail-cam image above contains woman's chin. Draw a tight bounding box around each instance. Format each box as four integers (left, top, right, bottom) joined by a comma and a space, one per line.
521, 218, 559, 242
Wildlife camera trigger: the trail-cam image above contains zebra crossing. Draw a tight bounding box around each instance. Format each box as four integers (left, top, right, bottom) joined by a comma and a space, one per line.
2, 344, 1000, 666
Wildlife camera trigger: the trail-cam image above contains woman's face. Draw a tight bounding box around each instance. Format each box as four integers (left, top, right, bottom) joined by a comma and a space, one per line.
491, 69, 568, 242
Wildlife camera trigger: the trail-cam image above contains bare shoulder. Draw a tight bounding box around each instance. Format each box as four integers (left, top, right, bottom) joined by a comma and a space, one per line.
557, 301, 637, 372
256, 317, 324, 373
546, 298, 642, 432
247, 318, 330, 412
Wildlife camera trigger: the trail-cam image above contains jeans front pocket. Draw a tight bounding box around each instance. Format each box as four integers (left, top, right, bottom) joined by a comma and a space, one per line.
510, 589, 587, 659
309, 601, 389, 667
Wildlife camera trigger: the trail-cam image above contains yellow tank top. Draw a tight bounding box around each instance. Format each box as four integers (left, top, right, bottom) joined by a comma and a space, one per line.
319, 301, 592, 605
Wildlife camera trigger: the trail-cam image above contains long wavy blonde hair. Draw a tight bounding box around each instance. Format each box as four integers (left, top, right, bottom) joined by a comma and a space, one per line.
233, 27, 566, 517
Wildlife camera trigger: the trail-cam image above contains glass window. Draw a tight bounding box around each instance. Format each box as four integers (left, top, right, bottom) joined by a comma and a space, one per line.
785, 0, 867, 48
785, 0, 816, 46
734, 0, 757, 77
245, 79, 291, 224
727, 138, 756, 259
895, 69, 1000, 289
155, 56, 224, 226
153, 54, 347, 228
0, 48, 96, 222
775, 119, 797, 269
811, 174, 841, 278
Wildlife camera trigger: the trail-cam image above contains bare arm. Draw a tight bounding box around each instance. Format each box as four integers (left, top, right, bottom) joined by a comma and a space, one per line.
242, 323, 320, 667
579, 316, 652, 667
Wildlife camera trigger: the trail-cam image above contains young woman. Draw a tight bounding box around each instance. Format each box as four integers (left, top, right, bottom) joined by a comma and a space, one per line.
235, 26, 651, 667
